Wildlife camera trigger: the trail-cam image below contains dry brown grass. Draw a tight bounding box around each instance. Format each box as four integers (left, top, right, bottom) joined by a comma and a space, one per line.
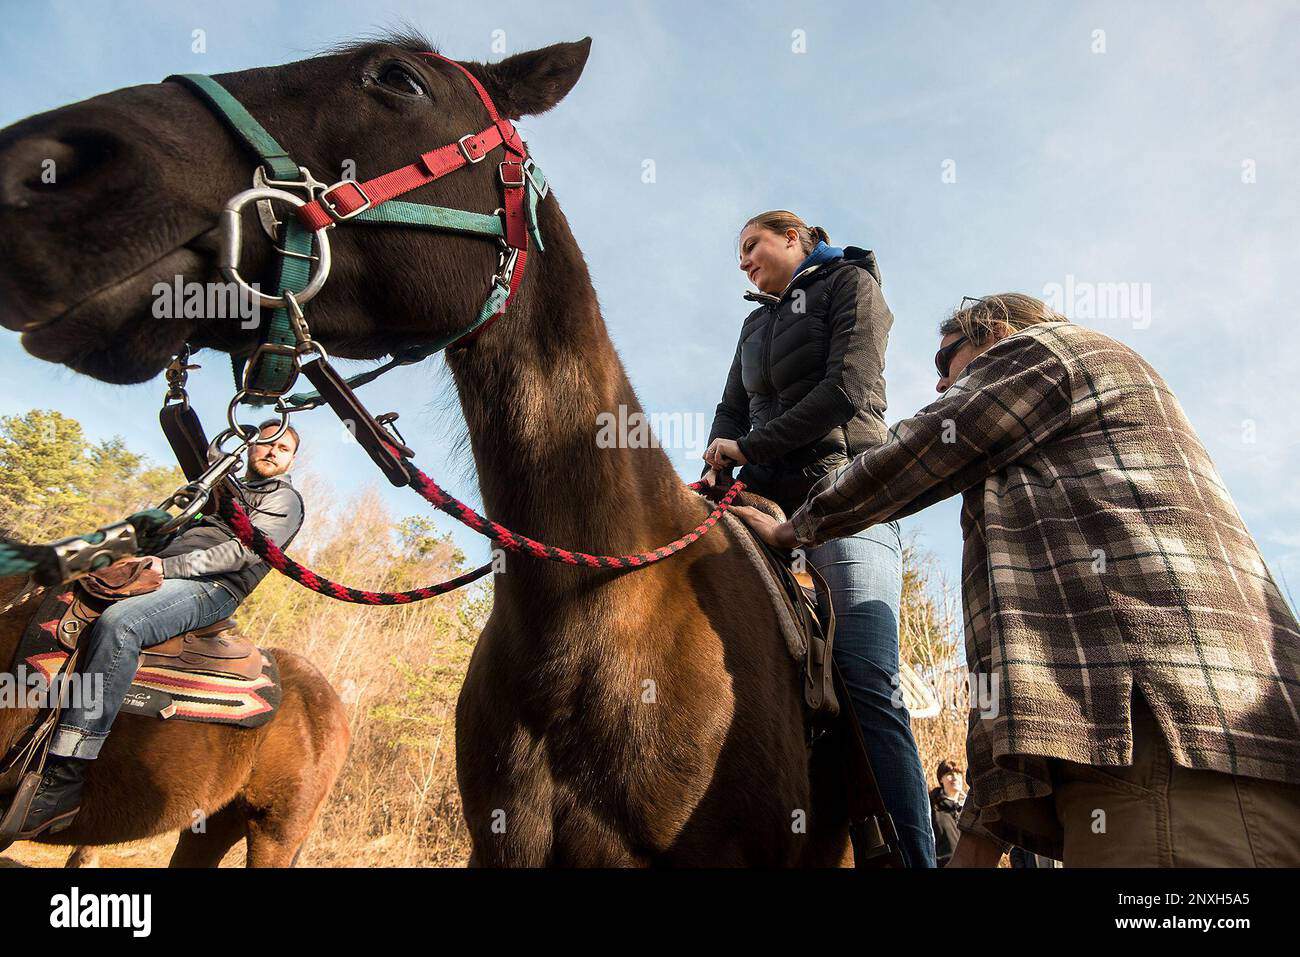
899, 535, 970, 793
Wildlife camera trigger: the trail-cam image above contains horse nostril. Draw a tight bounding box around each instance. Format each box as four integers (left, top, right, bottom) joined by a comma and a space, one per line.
0, 130, 119, 207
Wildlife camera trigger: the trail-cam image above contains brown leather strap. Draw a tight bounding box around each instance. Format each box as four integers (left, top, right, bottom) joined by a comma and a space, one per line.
300, 357, 413, 487
803, 562, 838, 716
832, 661, 907, 868
159, 402, 212, 481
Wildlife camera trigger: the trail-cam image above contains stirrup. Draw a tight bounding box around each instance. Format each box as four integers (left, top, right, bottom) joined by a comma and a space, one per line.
0, 770, 43, 852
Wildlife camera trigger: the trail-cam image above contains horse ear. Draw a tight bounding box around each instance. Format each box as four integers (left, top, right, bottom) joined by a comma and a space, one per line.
480, 38, 592, 119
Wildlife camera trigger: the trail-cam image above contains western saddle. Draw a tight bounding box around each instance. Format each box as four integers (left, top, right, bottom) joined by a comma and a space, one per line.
701, 482, 907, 868
53, 588, 261, 681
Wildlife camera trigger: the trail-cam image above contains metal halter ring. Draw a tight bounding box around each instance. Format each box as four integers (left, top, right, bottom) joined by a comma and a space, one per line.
208, 427, 255, 462
225, 393, 292, 446
219, 187, 333, 308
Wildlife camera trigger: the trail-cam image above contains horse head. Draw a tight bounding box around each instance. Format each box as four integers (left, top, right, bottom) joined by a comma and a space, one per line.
0, 33, 591, 384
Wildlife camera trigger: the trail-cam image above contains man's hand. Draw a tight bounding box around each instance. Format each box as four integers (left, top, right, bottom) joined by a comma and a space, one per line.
142, 555, 164, 578
703, 438, 747, 470
945, 831, 1004, 868
729, 505, 798, 549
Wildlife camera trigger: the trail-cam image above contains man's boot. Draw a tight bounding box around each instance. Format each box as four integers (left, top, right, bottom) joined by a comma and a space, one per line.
14, 754, 89, 839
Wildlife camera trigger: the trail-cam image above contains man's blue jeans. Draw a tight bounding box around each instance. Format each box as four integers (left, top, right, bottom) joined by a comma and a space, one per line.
49, 578, 239, 760
807, 522, 936, 868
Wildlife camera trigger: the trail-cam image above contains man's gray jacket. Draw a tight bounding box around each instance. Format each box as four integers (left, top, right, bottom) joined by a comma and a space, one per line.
154, 473, 304, 603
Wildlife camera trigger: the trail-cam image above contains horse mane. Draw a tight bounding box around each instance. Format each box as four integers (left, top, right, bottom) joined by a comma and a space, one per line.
317, 25, 441, 59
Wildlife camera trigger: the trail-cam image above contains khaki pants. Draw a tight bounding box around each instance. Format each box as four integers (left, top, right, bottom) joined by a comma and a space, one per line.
1051, 696, 1300, 867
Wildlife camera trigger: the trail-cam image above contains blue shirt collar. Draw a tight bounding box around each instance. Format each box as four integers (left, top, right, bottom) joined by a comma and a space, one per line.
793, 240, 844, 276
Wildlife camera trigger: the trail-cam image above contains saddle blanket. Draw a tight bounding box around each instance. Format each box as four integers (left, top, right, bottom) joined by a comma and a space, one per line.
12, 587, 281, 728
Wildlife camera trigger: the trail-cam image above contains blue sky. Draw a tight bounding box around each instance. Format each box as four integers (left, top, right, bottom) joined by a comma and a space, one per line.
2, 0, 1298, 611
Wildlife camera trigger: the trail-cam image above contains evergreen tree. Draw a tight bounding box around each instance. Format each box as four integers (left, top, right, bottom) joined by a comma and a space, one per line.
0, 409, 183, 542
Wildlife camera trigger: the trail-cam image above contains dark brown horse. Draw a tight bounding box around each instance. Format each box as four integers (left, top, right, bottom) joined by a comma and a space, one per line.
0, 33, 850, 866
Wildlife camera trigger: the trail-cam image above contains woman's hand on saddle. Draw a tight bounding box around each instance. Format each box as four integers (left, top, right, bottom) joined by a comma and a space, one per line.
703, 438, 747, 470
144, 555, 164, 578
730, 505, 798, 550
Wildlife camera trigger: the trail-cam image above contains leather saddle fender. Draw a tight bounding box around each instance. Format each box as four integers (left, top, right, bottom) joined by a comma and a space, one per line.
139, 622, 263, 680
746, 531, 839, 717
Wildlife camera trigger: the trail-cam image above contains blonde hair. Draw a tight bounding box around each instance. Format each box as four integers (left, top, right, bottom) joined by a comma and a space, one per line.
939, 293, 1067, 345
741, 210, 829, 255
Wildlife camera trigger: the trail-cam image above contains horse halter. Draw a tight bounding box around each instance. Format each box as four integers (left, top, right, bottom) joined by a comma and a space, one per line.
166, 51, 549, 403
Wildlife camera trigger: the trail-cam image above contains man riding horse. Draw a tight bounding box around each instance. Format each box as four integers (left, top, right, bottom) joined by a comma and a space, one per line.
8, 420, 305, 842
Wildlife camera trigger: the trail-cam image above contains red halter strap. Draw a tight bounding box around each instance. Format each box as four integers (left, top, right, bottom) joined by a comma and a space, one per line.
295, 52, 531, 343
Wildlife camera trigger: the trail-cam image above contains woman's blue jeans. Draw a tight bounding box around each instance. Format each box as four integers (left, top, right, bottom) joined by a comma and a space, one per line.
48, 577, 239, 760
806, 522, 936, 868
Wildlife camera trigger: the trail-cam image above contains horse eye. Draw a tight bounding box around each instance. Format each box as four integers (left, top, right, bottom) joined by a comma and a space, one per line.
377, 64, 426, 96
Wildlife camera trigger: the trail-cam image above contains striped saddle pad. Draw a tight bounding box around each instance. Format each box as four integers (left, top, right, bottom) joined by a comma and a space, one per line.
12, 586, 281, 728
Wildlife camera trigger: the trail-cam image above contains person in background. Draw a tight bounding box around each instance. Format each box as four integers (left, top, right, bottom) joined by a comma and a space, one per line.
930, 759, 965, 867
9, 420, 305, 842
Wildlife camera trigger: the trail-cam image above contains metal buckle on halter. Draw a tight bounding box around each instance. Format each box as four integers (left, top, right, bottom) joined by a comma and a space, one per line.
319, 180, 373, 223
50, 522, 139, 584
498, 161, 526, 189
253, 166, 329, 241
219, 187, 333, 308
240, 342, 301, 398
254, 164, 329, 198
457, 133, 486, 164
493, 246, 520, 289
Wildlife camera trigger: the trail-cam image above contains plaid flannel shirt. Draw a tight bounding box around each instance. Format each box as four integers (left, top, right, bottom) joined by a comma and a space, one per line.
789, 322, 1300, 858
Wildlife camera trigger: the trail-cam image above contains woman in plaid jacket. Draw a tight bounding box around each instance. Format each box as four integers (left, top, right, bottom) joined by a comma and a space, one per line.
734, 293, 1300, 867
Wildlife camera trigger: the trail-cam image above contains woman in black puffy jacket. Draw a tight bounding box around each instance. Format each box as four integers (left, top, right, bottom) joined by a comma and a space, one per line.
703, 209, 934, 867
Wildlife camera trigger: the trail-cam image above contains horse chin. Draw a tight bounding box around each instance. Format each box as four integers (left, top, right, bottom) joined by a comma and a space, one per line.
18, 246, 203, 384
23, 324, 186, 385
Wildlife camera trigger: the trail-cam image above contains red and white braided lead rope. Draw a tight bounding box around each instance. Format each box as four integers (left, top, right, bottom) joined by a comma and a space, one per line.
218, 464, 744, 604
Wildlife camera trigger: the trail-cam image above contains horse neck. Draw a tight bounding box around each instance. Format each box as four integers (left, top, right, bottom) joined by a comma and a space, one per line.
446, 206, 696, 567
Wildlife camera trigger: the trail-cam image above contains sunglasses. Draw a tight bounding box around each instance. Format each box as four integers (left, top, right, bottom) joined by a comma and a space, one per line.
935, 335, 969, 377
934, 296, 986, 377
